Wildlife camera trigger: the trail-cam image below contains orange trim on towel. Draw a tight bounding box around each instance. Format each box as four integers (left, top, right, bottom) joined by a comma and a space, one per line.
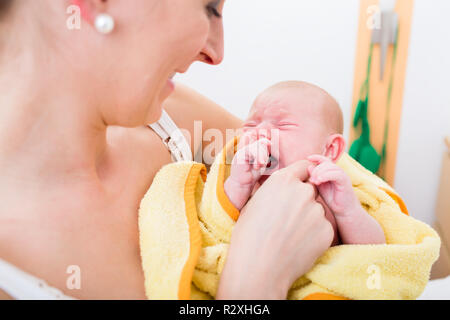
178, 164, 207, 300
379, 187, 409, 216
217, 137, 240, 222
303, 293, 350, 300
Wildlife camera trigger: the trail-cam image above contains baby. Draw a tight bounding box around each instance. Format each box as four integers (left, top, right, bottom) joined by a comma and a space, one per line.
224, 81, 386, 245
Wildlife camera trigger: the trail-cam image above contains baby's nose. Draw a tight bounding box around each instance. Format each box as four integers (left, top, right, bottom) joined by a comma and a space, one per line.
258, 130, 270, 141
257, 123, 273, 140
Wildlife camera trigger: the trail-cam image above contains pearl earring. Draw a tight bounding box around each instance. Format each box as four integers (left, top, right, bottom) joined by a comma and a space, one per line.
95, 13, 115, 34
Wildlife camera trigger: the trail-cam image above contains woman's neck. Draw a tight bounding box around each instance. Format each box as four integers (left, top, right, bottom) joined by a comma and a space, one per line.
0, 53, 108, 191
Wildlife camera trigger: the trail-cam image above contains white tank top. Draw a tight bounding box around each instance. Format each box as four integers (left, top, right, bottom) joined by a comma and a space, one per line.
0, 110, 192, 300
148, 110, 193, 162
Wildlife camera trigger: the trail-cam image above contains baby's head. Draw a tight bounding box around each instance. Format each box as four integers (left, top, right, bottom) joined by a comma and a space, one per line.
243, 81, 345, 173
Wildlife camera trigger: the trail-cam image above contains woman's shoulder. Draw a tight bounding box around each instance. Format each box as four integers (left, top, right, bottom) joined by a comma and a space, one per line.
105, 125, 173, 197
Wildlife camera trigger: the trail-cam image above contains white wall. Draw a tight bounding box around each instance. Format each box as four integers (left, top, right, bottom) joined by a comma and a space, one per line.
177, 0, 360, 139
394, 0, 450, 225
177, 0, 450, 225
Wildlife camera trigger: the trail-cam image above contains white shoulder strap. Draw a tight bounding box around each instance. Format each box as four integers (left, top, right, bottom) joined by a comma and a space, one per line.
149, 110, 193, 162
0, 258, 76, 300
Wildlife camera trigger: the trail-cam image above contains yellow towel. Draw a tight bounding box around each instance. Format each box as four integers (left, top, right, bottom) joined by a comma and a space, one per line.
139, 137, 441, 300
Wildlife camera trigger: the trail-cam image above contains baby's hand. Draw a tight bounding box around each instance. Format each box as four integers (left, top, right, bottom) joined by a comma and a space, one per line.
307, 155, 360, 217
231, 136, 271, 185
224, 134, 271, 210
307, 155, 386, 245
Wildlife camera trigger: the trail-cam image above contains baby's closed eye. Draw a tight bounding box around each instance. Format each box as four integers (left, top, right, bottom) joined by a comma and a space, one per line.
277, 122, 299, 129
243, 122, 258, 129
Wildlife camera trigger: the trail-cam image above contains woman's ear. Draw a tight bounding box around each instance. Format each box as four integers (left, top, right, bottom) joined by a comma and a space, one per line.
71, 0, 107, 22
323, 134, 346, 163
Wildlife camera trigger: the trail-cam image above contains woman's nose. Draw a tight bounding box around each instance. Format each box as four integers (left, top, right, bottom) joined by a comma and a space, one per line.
198, 20, 224, 65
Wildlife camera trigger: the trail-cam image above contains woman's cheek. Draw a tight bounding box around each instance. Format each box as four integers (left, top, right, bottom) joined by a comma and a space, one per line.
176, 18, 210, 66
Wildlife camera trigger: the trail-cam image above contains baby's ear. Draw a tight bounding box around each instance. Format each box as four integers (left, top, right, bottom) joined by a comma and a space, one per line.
324, 134, 346, 163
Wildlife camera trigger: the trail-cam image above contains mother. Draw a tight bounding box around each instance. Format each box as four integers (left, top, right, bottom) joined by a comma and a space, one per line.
0, 0, 333, 299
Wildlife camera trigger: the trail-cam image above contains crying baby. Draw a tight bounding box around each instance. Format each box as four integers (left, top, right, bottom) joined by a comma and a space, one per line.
224, 81, 386, 246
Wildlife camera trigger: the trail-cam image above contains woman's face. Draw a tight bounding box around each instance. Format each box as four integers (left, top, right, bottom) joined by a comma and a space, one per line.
76, 0, 225, 126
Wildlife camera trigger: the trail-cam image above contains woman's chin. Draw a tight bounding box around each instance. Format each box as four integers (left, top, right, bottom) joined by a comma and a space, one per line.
146, 107, 163, 124
144, 80, 175, 123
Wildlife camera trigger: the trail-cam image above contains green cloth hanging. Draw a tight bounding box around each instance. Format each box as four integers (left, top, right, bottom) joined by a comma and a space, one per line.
349, 44, 382, 174
350, 28, 399, 177
349, 97, 381, 173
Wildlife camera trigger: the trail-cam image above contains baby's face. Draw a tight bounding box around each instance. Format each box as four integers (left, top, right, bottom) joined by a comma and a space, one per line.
243, 89, 330, 175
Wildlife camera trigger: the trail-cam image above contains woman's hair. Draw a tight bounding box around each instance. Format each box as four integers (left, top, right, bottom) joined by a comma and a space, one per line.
0, 0, 13, 19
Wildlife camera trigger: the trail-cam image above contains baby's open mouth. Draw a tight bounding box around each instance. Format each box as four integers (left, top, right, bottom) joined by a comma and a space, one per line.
266, 155, 279, 171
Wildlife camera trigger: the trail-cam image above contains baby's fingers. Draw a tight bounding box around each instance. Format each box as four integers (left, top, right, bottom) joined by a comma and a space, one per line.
310, 169, 345, 186
308, 165, 316, 177
248, 139, 269, 168
310, 164, 348, 186
307, 154, 331, 165
238, 131, 259, 150
309, 160, 340, 181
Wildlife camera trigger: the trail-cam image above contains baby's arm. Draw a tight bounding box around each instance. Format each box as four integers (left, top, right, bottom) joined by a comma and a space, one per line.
224, 137, 271, 210
332, 201, 386, 245
308, 155, 386, 245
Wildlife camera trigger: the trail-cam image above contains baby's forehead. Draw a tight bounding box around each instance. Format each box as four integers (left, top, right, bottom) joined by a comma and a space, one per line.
248, 82, 344, 134
249, 90, 318, 119
249, 104, 290, 119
